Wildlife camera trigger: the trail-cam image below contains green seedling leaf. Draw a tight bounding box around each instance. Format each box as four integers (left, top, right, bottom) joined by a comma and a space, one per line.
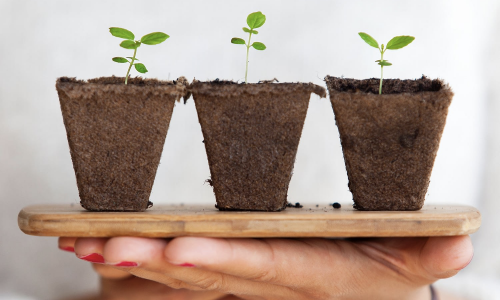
243, 27, 259, 34
386, 36, 415, 50
112, 57, 129, 63
110, 27, 135, 40
233, 12, 267, 83
120, 40, 138, 49
359, 32, 414, 94
141, 32, 169, 45
252, 42, 266, 50
377, 60, 392, 66
358, 32, 379, 48
247, 11, 266, 29
134, 63, 148, 73
231, 38, 246, 45
110, 27, 168, 84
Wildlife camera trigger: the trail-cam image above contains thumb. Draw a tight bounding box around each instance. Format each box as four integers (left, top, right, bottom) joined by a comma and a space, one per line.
420, 236, 473, 279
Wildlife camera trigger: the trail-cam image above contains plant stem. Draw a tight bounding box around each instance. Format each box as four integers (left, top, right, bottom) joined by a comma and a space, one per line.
379, 50, 384, 95
245, 31, 252, 84
125, 47, 138, 85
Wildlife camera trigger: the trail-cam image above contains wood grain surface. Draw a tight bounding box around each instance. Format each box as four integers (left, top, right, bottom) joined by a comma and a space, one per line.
18, 204, 481, 238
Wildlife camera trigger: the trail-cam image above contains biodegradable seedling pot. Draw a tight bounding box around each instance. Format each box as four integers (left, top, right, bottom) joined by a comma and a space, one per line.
191, 80, 326, 211
56, 76, 188, 211
325, 76, 453, 211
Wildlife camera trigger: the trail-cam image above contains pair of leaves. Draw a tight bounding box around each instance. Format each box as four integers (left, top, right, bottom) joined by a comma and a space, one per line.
359, 32, 414, 50
110, 27, 170, 47
243, 27, 258, 34
112, 57, 148, 73
231, 12, 267, 50
376, 59, 392, 66
231, 38, 266, 50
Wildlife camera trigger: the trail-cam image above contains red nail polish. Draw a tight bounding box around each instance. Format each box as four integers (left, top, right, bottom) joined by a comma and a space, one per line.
113, 261, 138, 267
59, 246, 74, 252
78, 253, 105, 264
177, 263, 196, 267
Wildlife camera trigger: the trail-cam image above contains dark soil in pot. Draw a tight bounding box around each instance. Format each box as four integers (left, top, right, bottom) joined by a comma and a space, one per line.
56, 76, 189, 211
325, 76, 453, 211
191, 80, 326, 211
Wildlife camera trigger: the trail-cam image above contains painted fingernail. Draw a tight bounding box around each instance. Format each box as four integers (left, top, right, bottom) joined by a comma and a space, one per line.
112, 261, 139, 267
78, 253, 105, 264
59, 246, 74, 252
176, 263, 196, 267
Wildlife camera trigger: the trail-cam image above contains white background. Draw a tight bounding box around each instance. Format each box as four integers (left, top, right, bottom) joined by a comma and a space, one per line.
1, 0, 499, 299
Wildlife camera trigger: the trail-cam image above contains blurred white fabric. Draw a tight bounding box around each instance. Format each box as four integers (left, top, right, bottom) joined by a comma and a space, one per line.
1, 0, 499, 299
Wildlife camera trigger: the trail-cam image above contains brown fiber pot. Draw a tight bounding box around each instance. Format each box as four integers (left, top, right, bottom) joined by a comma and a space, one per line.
325, 76, 453, 211
56, 76, 188, 211
191, 80, 326, 211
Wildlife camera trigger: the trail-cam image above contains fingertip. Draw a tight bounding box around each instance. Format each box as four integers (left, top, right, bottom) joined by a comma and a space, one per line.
58, 237, 77, 252
74, 238, 108, 259
421, 236, 473, 278
103, 237, 168, 266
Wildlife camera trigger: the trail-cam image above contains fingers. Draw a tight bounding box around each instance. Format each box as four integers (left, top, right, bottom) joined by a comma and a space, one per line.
163, 237, 359, 298
164, 237, 342, 285
353, 236, 474, 282
92, 263, 131, 280
74, 238, 108, 263
420, 236, 473, 279
100, 275, 226, 300
100, 237, 299, 299
74, 237, 132, 280
58, 237, 77, 252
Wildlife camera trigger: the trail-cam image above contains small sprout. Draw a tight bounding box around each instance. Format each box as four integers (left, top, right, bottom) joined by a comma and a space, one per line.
110, 27, 169, 84
358, 33, 415, 94
231, 12, 267, 83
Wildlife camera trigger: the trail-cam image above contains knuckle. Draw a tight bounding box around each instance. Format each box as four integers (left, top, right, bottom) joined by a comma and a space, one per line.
191, 273, 226, 291
165, 279, 185, 290
251, 268, 279, 283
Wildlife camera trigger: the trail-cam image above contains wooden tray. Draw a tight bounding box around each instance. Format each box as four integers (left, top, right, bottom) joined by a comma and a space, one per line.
18, 204, 481, 238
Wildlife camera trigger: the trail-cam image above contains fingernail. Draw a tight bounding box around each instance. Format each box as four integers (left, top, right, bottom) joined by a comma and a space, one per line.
112, 261, 139, 267
175, 263, 196, 267
59, 246, 74, 252
78, 253, 105, 264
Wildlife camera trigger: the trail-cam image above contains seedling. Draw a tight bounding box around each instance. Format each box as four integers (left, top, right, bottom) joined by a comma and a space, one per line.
358, 33, 415, 94
231, 12, 267, 83
110, 27, 169, 85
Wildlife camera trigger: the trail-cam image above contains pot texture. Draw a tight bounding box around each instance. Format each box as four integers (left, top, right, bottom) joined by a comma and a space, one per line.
192, 81, 326, 211
56, 77, 188, 211
325, 76, 453, 211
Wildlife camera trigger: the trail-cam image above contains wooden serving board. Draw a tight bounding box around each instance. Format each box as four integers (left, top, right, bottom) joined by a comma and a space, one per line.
18, 204, 481, 238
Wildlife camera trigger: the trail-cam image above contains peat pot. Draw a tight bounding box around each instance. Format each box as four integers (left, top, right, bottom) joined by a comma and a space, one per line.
56, 76, 188, 211
191, 80, 326, 211
325, 76, 453, 211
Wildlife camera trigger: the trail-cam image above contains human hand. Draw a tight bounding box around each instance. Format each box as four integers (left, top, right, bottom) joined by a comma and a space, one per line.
61, 236, 473, 300
58, 237, 234, 300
